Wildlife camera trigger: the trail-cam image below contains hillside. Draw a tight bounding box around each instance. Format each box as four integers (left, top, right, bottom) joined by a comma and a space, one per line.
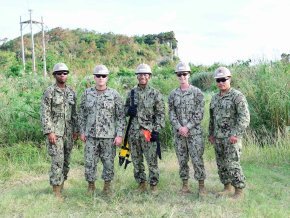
0, 28, 178, 75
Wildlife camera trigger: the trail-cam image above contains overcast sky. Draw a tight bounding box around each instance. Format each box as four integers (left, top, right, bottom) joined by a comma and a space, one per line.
1, 0, 289, 65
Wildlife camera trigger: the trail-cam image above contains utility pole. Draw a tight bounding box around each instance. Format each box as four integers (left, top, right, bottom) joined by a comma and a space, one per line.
20, 17, 26, 71
41, 17, 47, 77
20, 10, 47, 76
29, 9, 36, 74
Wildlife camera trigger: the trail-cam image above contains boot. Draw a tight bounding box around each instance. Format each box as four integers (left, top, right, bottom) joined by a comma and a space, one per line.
87, 182, 95, 195
217, 183, 234, 197
180, 179, 191, 194
52, 185, 64, 201
150, 185, 158, 196
232, 187, 244, 200
198, 180, 207, 197
102, 181, 112, 196
135, 181, 147, 193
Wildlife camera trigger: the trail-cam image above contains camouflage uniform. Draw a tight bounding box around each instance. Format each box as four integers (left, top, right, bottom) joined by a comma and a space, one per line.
209, 88, 250, 189
168, 85, 206, 181
125, 85, 165, 185
41, 84, 78, 185
79, 87, 125, 182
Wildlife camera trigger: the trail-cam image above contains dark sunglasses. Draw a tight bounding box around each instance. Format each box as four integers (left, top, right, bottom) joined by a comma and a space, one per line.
177, 73, 189, 77
94, 74, 107, 78
55, 71, 68, 76
216, 77, 229, 83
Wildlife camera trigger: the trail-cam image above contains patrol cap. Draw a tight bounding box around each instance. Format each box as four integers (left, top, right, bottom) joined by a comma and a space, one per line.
214, 67, 231, 78
175, 62, 191, 73
136, 63, 152, 74
53, 63, 69, 74
93, 65, 109, 75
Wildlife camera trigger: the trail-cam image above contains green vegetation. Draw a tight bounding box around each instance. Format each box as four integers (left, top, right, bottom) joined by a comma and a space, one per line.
0, 29, 290, 217
0, 138, 289, 217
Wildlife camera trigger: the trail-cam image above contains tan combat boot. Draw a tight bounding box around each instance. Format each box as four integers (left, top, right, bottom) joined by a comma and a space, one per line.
232, 187, 244, 200
180, 179, 191, 194
87, 182, 95, 195
217, 183, 234, 197
136, 181, 147, 193
198, 180, 207, 197
150, 185, 158, 196
52, 185, 64, 201
102, 181, 112, 196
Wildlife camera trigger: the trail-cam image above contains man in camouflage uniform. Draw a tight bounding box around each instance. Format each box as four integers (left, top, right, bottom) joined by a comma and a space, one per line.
41, 63, 78, 200
209, 66, 250, 199
125, 63, 165, 194
79, 65, 125, 195
168, 62, 206, 196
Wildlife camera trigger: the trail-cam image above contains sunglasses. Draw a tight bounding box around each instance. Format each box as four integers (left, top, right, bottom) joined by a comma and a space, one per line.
216, 77, 229, 83
94, 74, 107, 78
177, 73, 189, 77
55, 71, 68, 76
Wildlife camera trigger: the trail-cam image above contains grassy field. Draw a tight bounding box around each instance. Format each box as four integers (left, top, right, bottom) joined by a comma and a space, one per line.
0, 140, 289, 218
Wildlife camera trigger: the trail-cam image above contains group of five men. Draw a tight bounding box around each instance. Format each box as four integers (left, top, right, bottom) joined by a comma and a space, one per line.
41, 62, 250, 201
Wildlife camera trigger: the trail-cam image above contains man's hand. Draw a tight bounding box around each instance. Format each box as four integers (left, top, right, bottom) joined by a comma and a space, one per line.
47, 133, 57, 145
80, 133, 86, 142
127, 105, 137, 117
73, 132, 78, 141
229, 136, 238, 144
208, 135, 215, 144
178, 126, 189, 137
114, 136, 123, 147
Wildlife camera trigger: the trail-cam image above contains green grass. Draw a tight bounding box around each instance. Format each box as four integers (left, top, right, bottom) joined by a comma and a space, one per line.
0, 138, 289, 217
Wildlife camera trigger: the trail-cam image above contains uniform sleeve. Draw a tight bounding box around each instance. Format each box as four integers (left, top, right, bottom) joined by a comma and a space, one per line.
186, 89, 204, 130
231, 93, 250, 137
208, 98, 214, 137
40, 90, 53, 135
71, 91, 79, 133
115, 92, 126, 137
168, 92, 182, 130
153, 91, 165, 132
78, 91, 87, 135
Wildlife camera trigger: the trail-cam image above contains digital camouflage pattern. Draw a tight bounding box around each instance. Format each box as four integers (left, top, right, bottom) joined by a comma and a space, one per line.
209, 88, 250, 138
214, 138, 245, 188
41, 84, 78, 185
85, 137, 116, 182
79, 87, 125, 182
209, 88, 250, 189
125, 85, 165, 185
168, 85, 206, 181
79, 87, 125, 138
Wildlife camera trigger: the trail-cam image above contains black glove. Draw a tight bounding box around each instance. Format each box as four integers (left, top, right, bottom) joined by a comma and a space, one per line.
150, 130, 159, 142
127, 105, 137, 117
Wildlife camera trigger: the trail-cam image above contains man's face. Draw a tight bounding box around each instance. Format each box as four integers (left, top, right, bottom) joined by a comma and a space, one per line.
176, 72, 190, 85
94, 74, 108, 86
216, 77, 231, 92
54, 71, 68, 84
137, 73, 150, 86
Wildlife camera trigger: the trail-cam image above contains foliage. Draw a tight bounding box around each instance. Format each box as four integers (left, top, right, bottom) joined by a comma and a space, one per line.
0, 138, 289, 217
0, 28, 178, 76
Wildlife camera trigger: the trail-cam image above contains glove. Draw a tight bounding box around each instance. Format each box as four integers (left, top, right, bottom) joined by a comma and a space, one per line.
150, 130, 159, 142
127, 105, 137, 117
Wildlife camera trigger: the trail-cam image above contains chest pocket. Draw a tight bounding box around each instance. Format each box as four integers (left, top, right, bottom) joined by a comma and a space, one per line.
144, 98, 154, 108
222, 101, 234, 118
103, 97, 115, 113
52, 96, 63, 113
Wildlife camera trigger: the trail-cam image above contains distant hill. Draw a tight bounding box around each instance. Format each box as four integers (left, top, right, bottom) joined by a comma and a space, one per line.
0, 28, 178, 75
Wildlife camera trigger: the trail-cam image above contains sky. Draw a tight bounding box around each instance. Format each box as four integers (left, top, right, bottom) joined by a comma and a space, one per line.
1, 0, 289, 65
